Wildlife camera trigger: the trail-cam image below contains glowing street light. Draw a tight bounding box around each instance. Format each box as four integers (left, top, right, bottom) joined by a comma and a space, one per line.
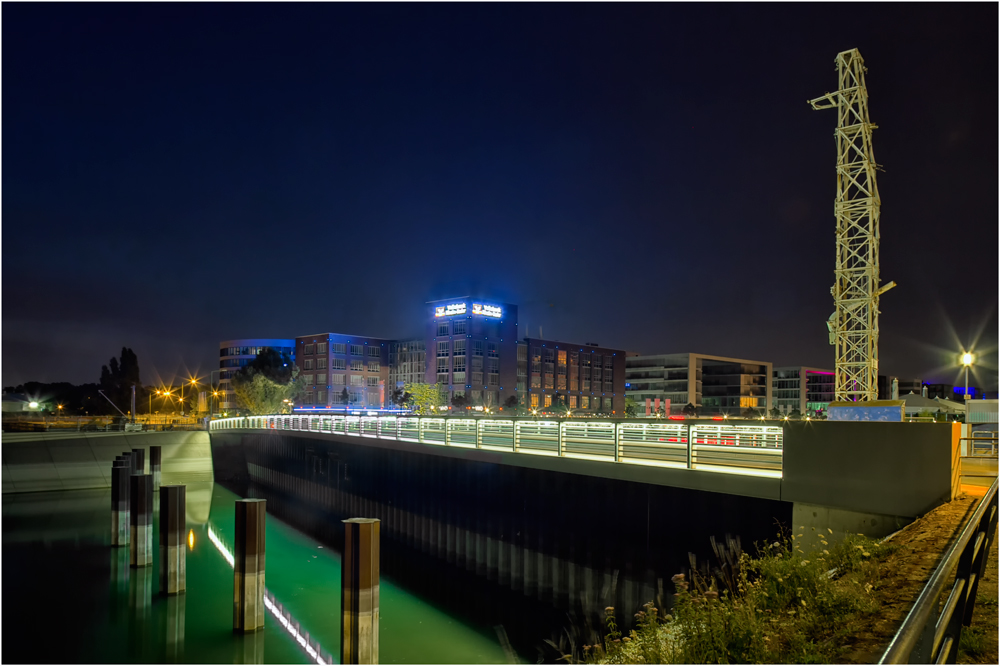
961, 352, 975, 400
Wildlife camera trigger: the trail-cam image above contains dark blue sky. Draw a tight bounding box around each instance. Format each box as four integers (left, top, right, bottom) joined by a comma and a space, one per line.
3, 3, 997, 390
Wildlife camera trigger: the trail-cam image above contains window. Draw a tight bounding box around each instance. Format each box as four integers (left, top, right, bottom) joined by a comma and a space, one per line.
453, 372, 466, 384
605, 356, 613, 368
351, 360, 364, 372
453, 356, 466, 372
557, 350, 566, 368
530, 394, 539, 408
305, 391, 315, 404
350, 345, 363, 356
304, 344, 314, 355
317, 358, 327, 370
368, 361, 380, 372
472, 372, 483, 385
583, 380, 591, 391
332, 391, 345, 405
368, 347, 380, 357
317, 343, 327, 354
437, 322, 449, 336
331, 359, 346, 370
317, 390, 327, 404
488, 359, 499, 373
304, 359, 314, 370
557, 376, 566, 390
488, 373, 498, 386
437, 373, 449, 385
350, 391, 363, 404
571, 378, 579, 391
569, 396, 577, 408
331, 374, 346, 385
544, 349, 554, 361
332, 343, 346, 355
582, 355, 591, 367
437, 358, 448, 373
317, 373, 327, 384
368, 392, 380, 406
581, 396, 590, 409
453, 340, 465, 356
437, 341, 449, 357
531, 374, 541, 388
473, 341, 484, 356
545, 375, 554, 389
487, 342, 498, 358
544, 395, 552, 408
594, 368, 603, 381
453, 320, 466, 335
303, 374, 314, 385
350, 375, 364, 386
367, 376, 379, 387
518, 345, 527, 361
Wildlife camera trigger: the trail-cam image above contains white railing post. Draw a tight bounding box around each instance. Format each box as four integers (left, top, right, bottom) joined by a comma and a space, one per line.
477, 420, 483, 449
445, 418, 452, 447
514, 420, 521, 453
687, 424, 694, 469
615, 423, 622, 462
558, 421, 565, 457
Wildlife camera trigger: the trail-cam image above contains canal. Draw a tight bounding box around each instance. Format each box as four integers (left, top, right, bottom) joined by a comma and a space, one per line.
2, 482, 516, 664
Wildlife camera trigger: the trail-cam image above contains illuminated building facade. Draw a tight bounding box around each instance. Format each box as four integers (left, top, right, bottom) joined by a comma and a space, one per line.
518, 339, 626, 414
625, 353, 772, 416
773, 366, 835, 416
295, 333, 390, 409
425, 298, 518, 408
388, 339, 426, 393
218, 339, 296, 411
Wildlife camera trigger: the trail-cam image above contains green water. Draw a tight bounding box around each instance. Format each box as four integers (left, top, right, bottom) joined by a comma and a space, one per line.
2, 484, 512, 664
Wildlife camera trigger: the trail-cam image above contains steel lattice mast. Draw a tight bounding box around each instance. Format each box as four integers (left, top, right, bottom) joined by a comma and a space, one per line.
809, 48, 895, 402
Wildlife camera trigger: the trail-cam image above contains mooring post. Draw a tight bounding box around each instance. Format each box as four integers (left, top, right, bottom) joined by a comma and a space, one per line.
341, 518, 380, 665
130, 473, 153, 567
111, 460, 130, 546
160, 485, 186, 595
131, 448, 145, 475
150, 446, 162, 491
233, 499, 267, 632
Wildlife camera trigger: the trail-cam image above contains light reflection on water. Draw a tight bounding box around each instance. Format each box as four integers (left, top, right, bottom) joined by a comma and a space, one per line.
1, 483, 512, 664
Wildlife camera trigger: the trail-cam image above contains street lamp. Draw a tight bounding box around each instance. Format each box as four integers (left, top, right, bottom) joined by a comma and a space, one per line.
961, 352, 975, 400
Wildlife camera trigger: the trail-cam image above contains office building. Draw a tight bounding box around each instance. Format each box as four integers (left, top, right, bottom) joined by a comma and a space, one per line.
388, 339, 426, 394
218, 339, 296, 411
295, 333, 390, 409
518, 339, 626, 414
625, 353, 772, 416
425, 298, 518, 408
773, 366, 835, 416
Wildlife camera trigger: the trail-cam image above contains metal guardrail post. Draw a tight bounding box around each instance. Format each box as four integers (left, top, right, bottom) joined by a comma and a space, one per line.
476, 420, 483, 449
880, 477, 999, 664
557, 422, 565, 457
686, 424, 694, 469
615, 424, 622, 462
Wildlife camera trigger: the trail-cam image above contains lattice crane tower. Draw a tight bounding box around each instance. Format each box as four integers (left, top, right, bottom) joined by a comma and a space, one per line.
808, 48, 895, 402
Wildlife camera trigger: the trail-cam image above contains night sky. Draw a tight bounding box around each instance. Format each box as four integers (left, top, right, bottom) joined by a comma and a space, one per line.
3, 4, 997, 391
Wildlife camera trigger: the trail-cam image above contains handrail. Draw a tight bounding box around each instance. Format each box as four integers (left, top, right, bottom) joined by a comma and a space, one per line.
210, 414, 785, 478
879, 477, 999, 664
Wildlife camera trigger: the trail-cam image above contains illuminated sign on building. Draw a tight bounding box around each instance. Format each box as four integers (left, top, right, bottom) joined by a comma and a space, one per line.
472, 303, 502, 318
434, 303, 467, 317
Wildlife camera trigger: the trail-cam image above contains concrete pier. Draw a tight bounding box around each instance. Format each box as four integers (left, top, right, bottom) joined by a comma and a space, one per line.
150, 446, 162, 491
131, 448, 145, 474
111, 460, 130, 546
233, 499, 266, 632
159, 485, 186, 595
130, 473, 153, 567
341, 518, 380, 665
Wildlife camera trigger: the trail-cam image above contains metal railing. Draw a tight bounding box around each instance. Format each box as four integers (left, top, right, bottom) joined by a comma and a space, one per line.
879, 477, 999, 664
211, 415, 784, 477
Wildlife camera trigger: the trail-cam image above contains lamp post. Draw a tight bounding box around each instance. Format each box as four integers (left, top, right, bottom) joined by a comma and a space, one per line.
962, 352, 974, 401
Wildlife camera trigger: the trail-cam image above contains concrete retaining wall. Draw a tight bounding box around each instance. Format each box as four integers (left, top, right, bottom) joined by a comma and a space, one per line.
2, 430, 213, 493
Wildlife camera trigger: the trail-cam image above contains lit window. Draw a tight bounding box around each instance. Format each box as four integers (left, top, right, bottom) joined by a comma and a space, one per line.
350, 345, 364, 356
453, 320, 466, 335
438, 322, 449, 336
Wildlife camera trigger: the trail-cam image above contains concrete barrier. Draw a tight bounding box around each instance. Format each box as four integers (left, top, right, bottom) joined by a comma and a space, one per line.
1, 430, 213, 493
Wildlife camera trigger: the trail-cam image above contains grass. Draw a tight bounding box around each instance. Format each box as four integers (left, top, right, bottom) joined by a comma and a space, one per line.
578, 527, 899, 664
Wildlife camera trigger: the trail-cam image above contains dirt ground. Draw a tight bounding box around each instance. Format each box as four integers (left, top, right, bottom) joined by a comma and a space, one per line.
837, 491, 998, 664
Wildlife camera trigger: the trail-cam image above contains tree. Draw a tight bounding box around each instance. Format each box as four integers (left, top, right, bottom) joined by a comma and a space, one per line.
682, 402, 699, 417
405, 382, 443, 415
789, 408, 803, 420
99, 347, 141, 416
624, 397, 638, 418
231, 349, 301, 415
452, 393, 470, 410
769, 406, 783, 419
502, 395, 518, 412
741, 408, 762, 419
340, 387, 350, 407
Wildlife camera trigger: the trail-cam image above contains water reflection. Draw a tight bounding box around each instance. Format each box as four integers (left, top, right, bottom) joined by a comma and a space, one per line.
236, 631, 265, 665
109, 546, 130, 621
164, 594, 185, 663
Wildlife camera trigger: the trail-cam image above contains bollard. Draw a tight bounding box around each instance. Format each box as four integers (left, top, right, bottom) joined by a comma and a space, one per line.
160, 485, 187, 595
130, 474, 153, 567
233, 499, 266, 632
341, 518, 380, 665
111, 460, 130, 546
132, 448, 145, 475
150, 446, 162, 491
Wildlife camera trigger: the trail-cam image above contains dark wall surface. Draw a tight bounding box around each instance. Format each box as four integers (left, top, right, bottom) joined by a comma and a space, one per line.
782, 421, 956, 518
